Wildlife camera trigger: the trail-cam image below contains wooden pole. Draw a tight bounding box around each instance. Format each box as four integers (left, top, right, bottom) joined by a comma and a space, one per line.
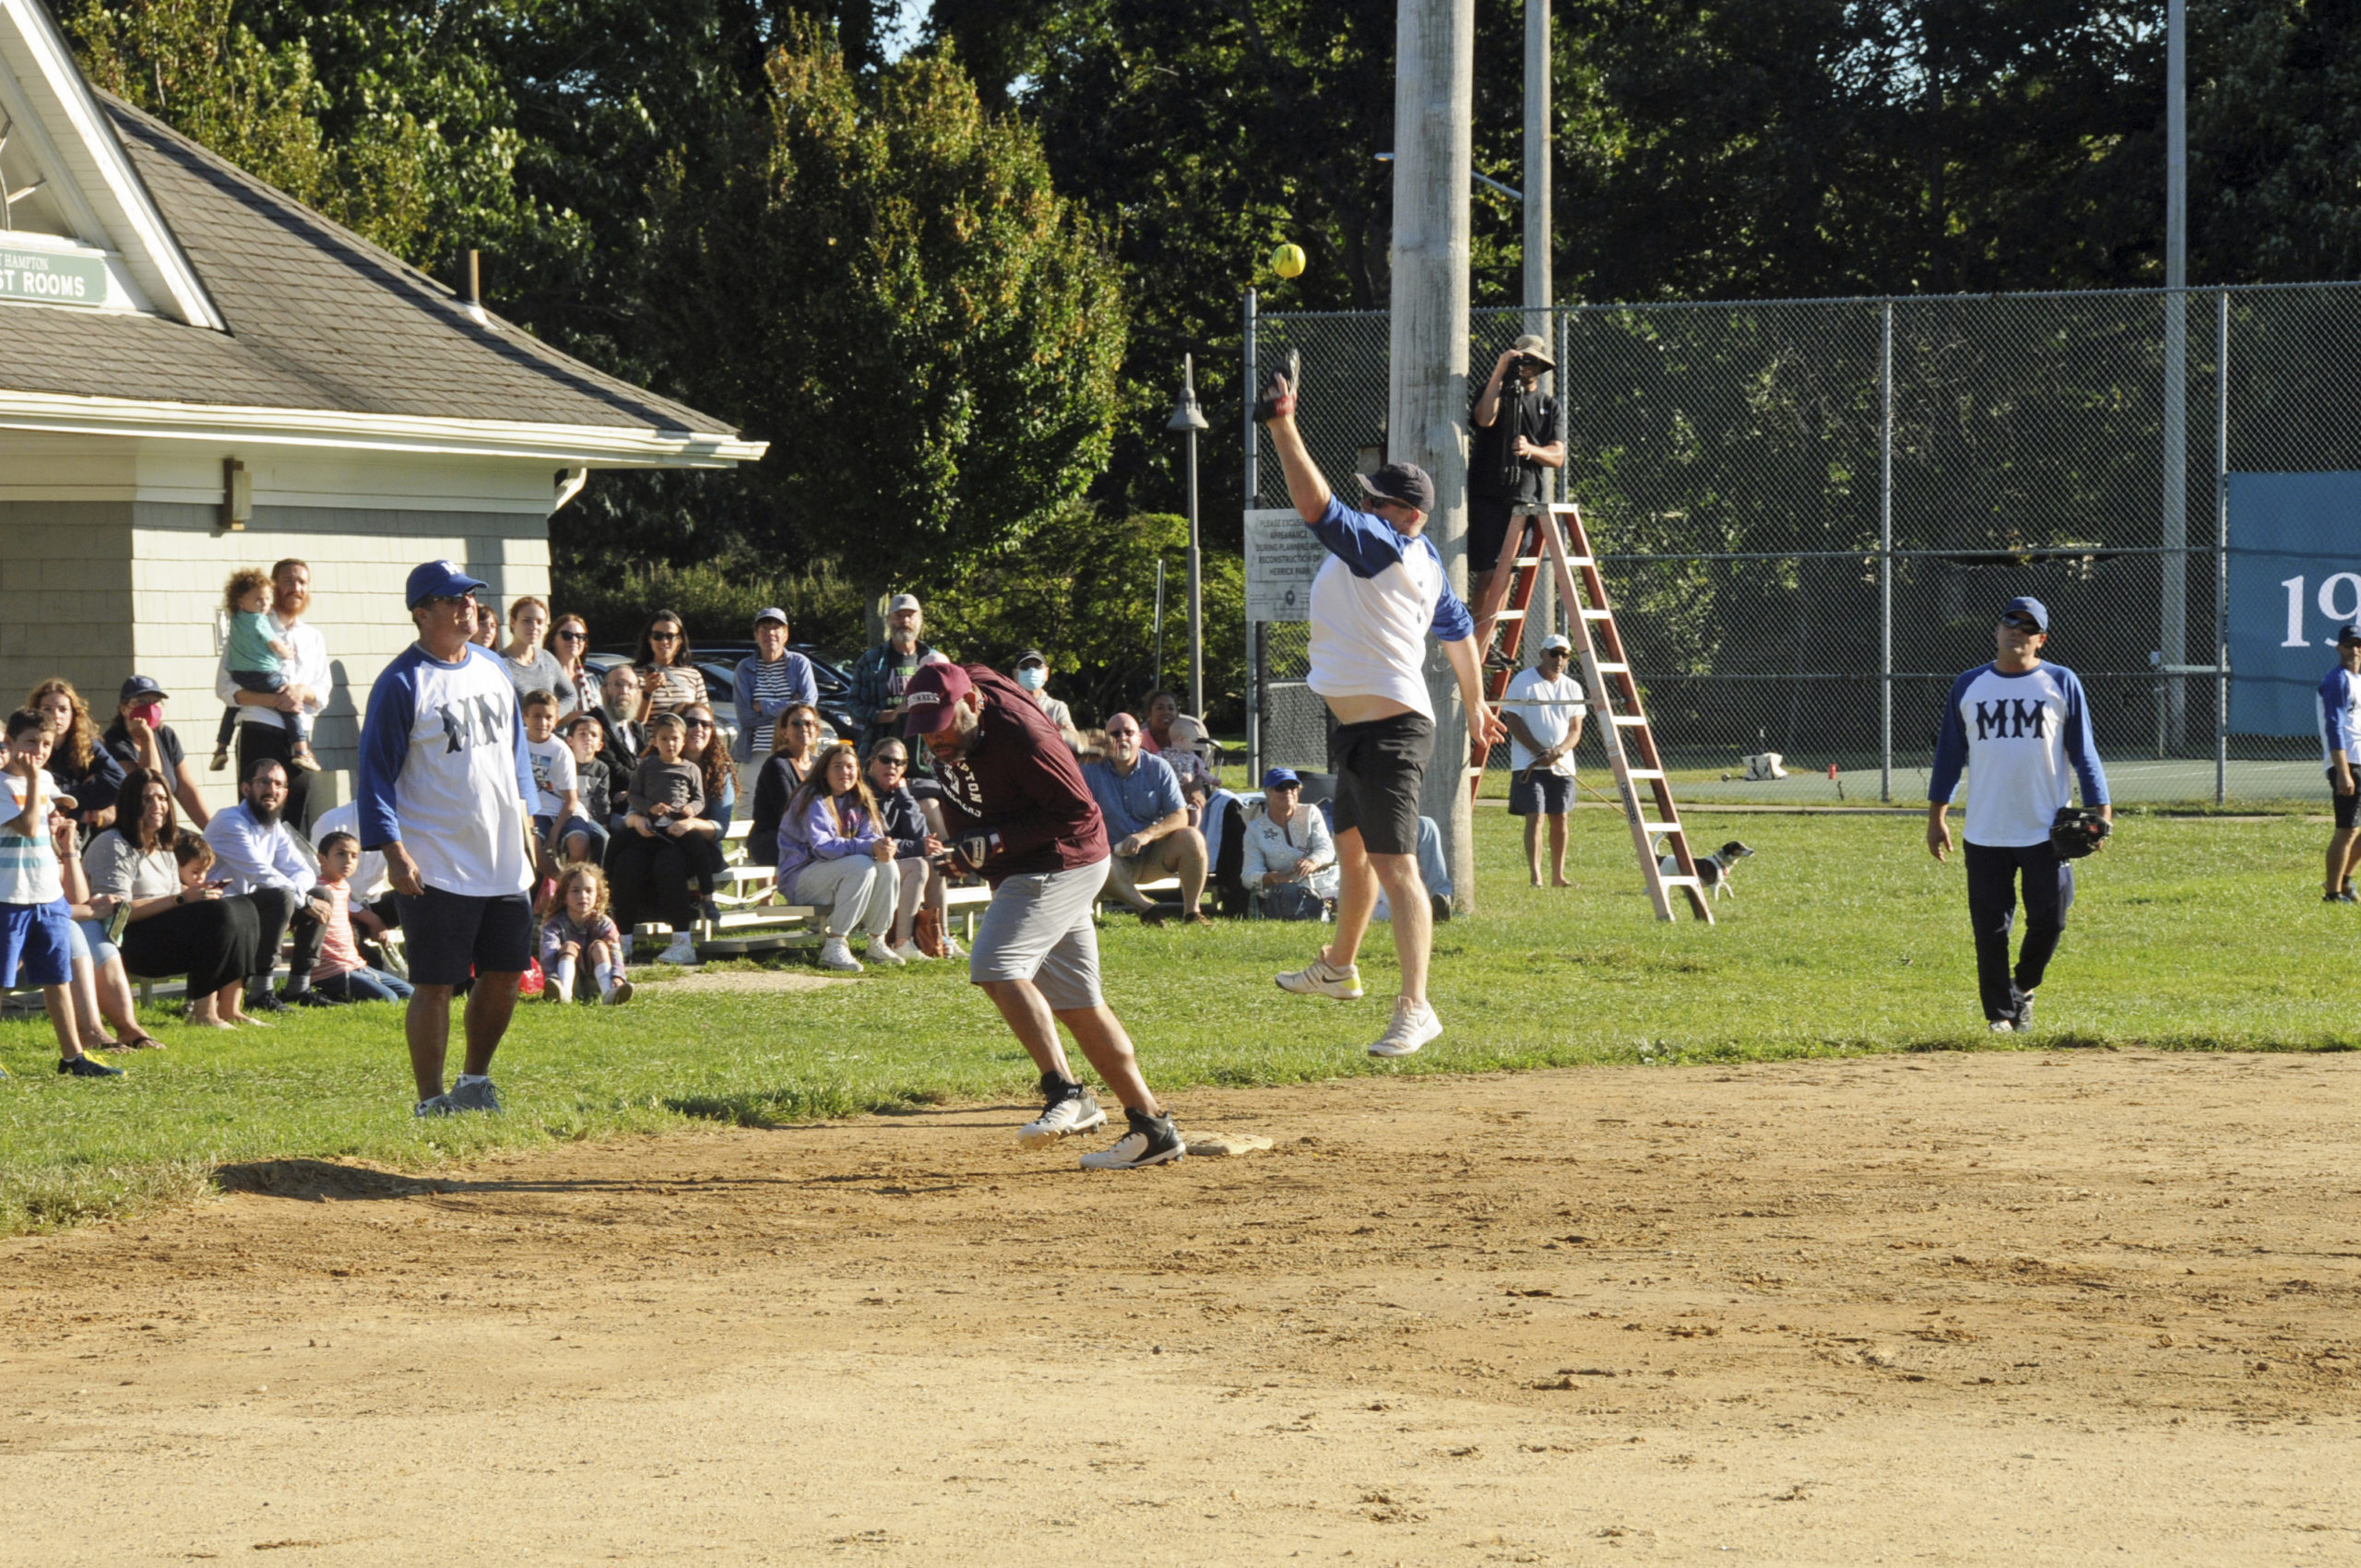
1391, 0, 1477, 910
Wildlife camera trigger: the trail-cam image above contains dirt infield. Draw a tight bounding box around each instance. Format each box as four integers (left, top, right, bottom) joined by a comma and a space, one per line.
5, 1048, 2360, 1564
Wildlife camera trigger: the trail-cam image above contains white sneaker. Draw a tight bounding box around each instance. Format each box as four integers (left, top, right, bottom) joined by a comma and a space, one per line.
602, 980, 635, 1006
1017, 1085, 1107, 1148
1276, 953, 1364, 1000
1369, 997, 1442, 1058
888, 939, 929, 963
657, 933, 700, 967
817, 936, 863, 972
941, 935, 966, 958
865, 938, 906, 968
1988, 1019, 2014, 1034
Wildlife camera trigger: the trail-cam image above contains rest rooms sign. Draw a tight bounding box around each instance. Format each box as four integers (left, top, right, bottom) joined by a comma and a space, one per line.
2227, 472, 2361, 735
0, 248, 104, 306
1246, 506, 1326, 623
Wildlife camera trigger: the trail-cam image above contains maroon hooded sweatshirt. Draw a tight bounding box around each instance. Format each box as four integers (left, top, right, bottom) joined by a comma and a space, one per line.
931, 664, 1108, 885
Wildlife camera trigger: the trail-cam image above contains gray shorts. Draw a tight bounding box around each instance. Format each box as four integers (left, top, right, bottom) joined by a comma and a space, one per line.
968, 858, 1109, 1012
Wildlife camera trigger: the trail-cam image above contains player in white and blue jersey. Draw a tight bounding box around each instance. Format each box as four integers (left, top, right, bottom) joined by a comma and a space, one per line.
359, 561, 538, 1119
1256, 368, 1504, 1059
2315, 623, 2361, 901
1927, 596, 2111, 1033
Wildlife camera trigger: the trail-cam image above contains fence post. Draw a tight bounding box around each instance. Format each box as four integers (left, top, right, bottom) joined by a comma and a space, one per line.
1880, 300, 1894, 803
2163, 289, 2189, 751
2215, 288, 2230, 807
1243, 289, 1259, 784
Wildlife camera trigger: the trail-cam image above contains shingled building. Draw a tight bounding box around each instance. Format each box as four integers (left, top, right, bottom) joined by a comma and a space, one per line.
0, 0, 761, 805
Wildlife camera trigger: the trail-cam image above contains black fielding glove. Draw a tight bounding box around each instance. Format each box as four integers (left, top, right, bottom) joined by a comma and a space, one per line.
1253, 371, 1297, 423
2048, 805, 2111, 860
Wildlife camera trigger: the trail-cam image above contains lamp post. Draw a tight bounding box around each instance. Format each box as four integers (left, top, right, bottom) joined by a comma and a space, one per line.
1168, 354, 1211, 718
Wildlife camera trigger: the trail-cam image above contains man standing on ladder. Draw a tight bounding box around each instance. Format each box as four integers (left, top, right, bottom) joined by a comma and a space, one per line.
1467, 335, 1565, 624
1255, 371, 1503, 1058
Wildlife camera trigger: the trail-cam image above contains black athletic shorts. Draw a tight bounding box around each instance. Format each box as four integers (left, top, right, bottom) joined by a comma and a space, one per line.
395, 886, 534, 987
2331, 768, 2360, 830
1508, 768, 1573, 816
1330, 712, 1434, 858
1468, 495, 1521, 578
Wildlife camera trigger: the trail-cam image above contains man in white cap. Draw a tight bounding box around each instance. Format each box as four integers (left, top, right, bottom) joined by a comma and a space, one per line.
1254, 370, 1503, 1058
849, 593, 939, 778
1501, 634, 1586, 888
358, 560, 539, 1117
730, 606, 819, 776
1467, 334, 1566, 617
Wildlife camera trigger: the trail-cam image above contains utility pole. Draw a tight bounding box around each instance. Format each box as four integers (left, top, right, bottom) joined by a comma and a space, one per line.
2161, 0, 2189, 749
1392, 0, 1477, 909
1523, 0, 1557, 649
1167, 355, 1210, 718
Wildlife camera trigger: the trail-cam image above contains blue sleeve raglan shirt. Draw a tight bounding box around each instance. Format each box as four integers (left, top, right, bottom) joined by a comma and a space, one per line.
1928, 661, 2109, 849
2319, 666, 2361, 766
358, 641, 537, 898
1304, 494, 1477, 721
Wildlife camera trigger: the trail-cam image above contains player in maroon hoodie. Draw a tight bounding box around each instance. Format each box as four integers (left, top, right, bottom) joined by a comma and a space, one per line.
903, 661, 1185, 1170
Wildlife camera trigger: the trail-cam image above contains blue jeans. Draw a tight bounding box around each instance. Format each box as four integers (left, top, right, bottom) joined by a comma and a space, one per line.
1370, 815, 1453, 921
538, 814, 605, 864
313, 966, 414, 1003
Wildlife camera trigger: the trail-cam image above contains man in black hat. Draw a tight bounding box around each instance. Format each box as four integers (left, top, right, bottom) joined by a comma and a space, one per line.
1255, 371, 1503, 1059
1468, 333, 1566, 615
2316, 622, 2361, 900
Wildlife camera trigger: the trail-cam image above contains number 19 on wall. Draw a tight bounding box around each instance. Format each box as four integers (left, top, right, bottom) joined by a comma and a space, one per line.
2283, 574, 2361, 647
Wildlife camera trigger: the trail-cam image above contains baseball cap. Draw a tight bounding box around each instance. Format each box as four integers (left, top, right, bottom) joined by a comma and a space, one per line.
1512, 332, 1555, 369
1014, 648, 1048, 669
119, 674, 168, 704
406, 559, 488, 609
887, 592, 922, 614
1355, 461, 1436, 514
899, 662, 973, 736
753, 606, 789, 627
1538, 633, 1572, 654
1262, 766, 1301, 790
2339, 624, 2361, 647
2001, 596, 2049, 633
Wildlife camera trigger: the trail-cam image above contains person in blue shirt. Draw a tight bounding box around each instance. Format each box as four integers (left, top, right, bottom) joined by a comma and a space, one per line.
1928, 596, 2111, 1034
2317, 624, 2361, 902
1081, 714, 1208, 924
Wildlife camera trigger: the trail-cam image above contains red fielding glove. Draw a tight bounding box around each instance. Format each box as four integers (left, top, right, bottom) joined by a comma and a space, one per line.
1253, 371, 1297, 423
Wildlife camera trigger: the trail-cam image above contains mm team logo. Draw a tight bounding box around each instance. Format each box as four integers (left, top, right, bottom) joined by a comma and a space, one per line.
436, 694, 512, 753
1973, 698, 2050, 740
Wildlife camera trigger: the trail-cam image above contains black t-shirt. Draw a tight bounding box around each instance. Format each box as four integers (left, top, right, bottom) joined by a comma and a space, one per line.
102, 718, 185, 778
1468, 383, 1564, 505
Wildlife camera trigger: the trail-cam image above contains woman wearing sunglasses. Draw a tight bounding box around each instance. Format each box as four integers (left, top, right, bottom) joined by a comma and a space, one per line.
550, 613, 601, 716
744, 704, 824, 869
632, 610, 707, 724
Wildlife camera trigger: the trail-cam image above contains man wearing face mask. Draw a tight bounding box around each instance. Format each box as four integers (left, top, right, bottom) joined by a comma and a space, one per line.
1011, 650, 1082, 751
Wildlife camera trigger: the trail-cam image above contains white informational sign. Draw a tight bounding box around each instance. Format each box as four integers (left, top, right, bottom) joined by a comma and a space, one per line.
1246, 507, 1326, 623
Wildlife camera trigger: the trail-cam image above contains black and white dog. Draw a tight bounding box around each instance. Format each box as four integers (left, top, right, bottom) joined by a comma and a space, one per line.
1654, 837, 1755, 901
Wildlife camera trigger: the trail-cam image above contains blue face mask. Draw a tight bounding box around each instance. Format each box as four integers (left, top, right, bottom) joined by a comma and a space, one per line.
1016, 666, 1047, 692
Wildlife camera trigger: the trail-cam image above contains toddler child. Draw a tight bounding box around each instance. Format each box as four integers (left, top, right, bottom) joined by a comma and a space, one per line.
213, 566, 319, 774
309, 831, 415, 1003
172, 829, 216, 892
0, 708, 113, 1075
541, 863, 631, 1004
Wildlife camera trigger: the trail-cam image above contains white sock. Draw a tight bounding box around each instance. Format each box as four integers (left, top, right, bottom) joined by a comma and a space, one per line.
549, 956, 577, 1002
594, 959, 620, 994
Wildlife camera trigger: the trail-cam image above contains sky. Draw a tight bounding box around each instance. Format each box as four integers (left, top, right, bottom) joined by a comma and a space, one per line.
881, 0, 929, 62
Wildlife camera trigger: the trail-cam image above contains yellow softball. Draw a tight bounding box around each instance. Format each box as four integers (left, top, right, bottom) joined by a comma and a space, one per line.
1271, 243, 1307, 279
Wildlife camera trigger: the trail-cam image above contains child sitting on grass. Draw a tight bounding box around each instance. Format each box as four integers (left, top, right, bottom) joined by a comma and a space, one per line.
541, 863, 631, 1004
1, 707, 115, 1076
309, 830, 414, 1003
212, 566, 319, 774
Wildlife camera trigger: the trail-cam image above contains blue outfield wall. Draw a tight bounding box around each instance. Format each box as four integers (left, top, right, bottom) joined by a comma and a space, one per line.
2227, 471, 2361, 739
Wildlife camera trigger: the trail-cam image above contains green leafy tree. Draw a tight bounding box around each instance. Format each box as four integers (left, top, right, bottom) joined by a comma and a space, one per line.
632, 26, 1127, 595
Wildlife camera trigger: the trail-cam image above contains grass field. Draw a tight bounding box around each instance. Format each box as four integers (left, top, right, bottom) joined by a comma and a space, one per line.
2, 804, 2350, 1237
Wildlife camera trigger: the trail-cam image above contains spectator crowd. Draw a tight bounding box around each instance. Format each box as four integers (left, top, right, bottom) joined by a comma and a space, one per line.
3, 560, 1407, 1083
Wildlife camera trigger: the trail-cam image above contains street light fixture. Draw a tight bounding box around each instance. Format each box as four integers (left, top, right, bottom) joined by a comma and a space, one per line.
1167, 353, 1211, 720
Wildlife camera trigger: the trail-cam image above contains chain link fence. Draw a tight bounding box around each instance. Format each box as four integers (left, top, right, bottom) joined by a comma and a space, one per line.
1246, 283, 2361, 804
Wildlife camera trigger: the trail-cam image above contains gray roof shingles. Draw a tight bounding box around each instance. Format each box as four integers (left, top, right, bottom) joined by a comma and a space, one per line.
0, 95, 735, 438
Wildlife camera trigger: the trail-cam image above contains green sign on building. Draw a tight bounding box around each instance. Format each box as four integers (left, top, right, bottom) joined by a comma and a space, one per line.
0, 248, 105, 306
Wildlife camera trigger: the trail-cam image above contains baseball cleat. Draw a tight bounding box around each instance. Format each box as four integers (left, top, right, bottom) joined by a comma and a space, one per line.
1018, 1083, 1108, 1149
1078, 1109, 1187, 1170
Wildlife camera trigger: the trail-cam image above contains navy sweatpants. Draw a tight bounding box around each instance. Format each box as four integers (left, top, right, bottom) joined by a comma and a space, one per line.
1964, 840, 2074, 1023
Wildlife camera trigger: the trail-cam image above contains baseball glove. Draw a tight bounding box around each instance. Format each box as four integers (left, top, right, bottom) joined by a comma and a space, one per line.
1252, 370, 1297, 423
2048, 805, 2111, 860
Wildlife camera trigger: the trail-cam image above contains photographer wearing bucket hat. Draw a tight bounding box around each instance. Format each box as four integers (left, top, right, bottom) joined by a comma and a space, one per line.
1468, 333, 1567, 615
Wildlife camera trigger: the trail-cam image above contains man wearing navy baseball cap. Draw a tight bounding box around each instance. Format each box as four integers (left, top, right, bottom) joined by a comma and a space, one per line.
358, 560, 540, 1117
903, 659, 1186, 1170
2315, 621, 2361, 900
1928, 595, 2112, 1034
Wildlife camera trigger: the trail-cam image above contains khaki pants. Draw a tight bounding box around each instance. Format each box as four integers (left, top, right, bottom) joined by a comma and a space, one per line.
1104, 828, 1207, 914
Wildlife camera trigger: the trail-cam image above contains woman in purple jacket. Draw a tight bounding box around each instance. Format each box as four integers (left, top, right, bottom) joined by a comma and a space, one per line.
775, 742, 901, 973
